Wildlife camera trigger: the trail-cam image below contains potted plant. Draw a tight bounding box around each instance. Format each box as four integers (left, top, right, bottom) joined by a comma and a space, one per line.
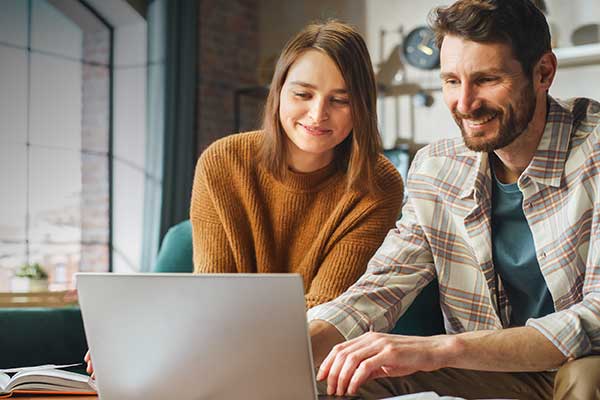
11, 263, 49, 292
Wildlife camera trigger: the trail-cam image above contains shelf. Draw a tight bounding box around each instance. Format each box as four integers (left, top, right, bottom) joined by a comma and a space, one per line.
554, 43, 600, 68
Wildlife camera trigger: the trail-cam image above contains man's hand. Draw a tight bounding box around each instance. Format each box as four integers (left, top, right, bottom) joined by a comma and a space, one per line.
316, 332, 456, 396
314, 326, 567, 396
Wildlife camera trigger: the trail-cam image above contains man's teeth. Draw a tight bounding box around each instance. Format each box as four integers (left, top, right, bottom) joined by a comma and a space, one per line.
466, 113, 497, 126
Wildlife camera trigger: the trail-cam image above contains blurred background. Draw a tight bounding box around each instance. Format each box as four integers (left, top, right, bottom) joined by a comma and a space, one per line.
1, 0, 599, 293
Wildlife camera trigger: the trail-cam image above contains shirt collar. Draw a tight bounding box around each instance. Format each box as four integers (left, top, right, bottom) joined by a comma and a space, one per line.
459, 150, 490, 200
522, 96, 573, 188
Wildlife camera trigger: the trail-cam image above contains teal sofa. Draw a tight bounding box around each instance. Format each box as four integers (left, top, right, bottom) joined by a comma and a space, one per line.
0, 220, 443, 369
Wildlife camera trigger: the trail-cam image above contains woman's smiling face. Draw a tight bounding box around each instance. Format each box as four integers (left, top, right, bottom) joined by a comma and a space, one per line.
279, 49, 353, 173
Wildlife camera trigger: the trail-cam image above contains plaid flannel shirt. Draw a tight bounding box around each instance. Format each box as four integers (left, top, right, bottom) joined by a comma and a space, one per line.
308, 96, 600, 359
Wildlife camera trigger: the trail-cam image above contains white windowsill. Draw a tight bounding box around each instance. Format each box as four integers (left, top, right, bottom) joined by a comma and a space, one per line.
554, 43, 600, 68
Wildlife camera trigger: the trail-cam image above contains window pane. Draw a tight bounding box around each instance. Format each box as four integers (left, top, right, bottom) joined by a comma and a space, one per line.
0, 143, 27, 241
0, 45, 28, 146
29, 146, 82, 245
30, 53, 82, 150
113, 161, 145, 272
0, 0, 28, 48
0, 243, 26, 291
29, 242, 80, 290
31, 0, 83, 60
114, 67, 147, 168
82, 63, 110, 154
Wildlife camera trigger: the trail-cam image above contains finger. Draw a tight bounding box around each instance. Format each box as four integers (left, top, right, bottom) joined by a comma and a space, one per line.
336, 339, 384, 395
316, 345, 338, 381
84, 350, 90, 362
347, 354, 388, 395
86, 359, 94, 375
325, 345, 347, 395
327, 333, 379, 395
317, 334, 362, 381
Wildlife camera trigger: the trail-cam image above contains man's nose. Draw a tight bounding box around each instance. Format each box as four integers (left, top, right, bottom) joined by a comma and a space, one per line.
456, 84, 481, 115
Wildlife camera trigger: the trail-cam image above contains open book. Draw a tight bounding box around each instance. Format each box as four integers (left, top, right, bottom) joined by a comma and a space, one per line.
0, 367, 96, 397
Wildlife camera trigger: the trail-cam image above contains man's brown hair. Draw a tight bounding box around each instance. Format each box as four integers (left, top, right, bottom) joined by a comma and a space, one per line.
429, 0, 551, 77
260, 20, 382, 193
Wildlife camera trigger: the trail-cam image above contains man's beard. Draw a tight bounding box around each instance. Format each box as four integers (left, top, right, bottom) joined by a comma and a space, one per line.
453, 81, 536, 153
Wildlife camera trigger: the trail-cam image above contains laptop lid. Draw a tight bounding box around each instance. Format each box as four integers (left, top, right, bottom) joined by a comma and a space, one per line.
77, 273, 319, 400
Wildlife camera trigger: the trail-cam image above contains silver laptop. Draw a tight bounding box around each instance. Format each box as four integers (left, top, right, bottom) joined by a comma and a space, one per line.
77, 273, 347, 400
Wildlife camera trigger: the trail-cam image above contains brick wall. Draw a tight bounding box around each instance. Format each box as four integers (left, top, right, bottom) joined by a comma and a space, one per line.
196, 0, 263, 154
80, 30, 111, 273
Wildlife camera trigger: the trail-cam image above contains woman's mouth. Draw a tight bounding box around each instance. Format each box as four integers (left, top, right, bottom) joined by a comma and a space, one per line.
299, 123, 332, 136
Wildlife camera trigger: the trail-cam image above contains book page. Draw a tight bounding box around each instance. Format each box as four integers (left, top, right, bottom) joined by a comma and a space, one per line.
0, 372, 9, 392
7, 369, 95, 393
0, 363, 82, 374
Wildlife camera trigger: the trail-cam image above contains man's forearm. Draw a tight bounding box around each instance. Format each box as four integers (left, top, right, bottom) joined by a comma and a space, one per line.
309, 320, 345, 366
443, 326, 567, 372
315, 324, 569, 396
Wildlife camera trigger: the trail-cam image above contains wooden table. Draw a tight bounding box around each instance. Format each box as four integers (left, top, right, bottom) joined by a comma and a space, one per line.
9, 396, 96, 399
11, 396, 96, 399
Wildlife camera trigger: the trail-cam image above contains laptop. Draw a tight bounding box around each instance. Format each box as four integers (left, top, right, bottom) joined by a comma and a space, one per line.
77, 273, 359, 400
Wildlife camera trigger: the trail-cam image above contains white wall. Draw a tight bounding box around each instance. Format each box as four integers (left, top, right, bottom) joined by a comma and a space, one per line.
545, 0, 600, 100
366, 0, 455, 148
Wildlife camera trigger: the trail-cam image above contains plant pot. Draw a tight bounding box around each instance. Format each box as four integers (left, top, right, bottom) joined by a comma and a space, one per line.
11, 277, 49, 292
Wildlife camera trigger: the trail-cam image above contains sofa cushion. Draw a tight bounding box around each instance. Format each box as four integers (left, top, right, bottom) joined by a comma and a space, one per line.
0, 306, 87, 369
153, 220, 194, 273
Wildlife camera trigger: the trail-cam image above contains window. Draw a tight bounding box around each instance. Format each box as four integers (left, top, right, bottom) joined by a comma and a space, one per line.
0, 0, 111, 291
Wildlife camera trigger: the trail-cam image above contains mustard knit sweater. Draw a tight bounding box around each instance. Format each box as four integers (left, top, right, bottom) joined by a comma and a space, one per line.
190, 131, 404, 308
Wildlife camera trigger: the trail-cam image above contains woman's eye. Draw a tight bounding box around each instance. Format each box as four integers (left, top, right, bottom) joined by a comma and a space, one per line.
331, 97, 349, 105
293, 92, 310, 99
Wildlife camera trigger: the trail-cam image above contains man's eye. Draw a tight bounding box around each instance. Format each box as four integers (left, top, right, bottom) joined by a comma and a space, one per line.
479, 77, 498, 84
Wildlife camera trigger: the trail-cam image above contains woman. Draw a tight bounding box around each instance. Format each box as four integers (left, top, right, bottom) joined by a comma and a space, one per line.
85, 20, 403, 375
190, 20, 403, 308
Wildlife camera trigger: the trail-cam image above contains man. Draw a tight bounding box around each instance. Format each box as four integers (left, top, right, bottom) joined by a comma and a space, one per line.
308, 0, 600, 399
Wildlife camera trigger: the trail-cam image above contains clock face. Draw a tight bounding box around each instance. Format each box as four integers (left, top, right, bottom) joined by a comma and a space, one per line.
403, 26, 440, 70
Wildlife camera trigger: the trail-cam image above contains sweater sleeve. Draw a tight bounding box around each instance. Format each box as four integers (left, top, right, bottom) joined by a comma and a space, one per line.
190, 153, 237, 273
304, 166, 404, 309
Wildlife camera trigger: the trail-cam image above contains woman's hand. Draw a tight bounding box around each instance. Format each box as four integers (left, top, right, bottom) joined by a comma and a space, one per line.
84, 350, 95, 379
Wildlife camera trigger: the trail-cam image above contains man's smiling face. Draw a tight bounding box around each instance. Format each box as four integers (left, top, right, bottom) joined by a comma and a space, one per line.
440, 35, 537, 152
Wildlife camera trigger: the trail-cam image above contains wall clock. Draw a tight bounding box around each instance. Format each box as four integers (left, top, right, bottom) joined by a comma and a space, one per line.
403, 26, 440, 70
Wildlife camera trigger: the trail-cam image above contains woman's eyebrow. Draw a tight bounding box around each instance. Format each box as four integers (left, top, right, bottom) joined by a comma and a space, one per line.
288, 81, 348, 94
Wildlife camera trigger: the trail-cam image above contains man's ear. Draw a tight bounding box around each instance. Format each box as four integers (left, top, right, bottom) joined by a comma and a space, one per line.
535, 51, 557, 91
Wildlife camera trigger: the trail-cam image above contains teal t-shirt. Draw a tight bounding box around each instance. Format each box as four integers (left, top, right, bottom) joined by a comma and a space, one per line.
491, 169, 555, 327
